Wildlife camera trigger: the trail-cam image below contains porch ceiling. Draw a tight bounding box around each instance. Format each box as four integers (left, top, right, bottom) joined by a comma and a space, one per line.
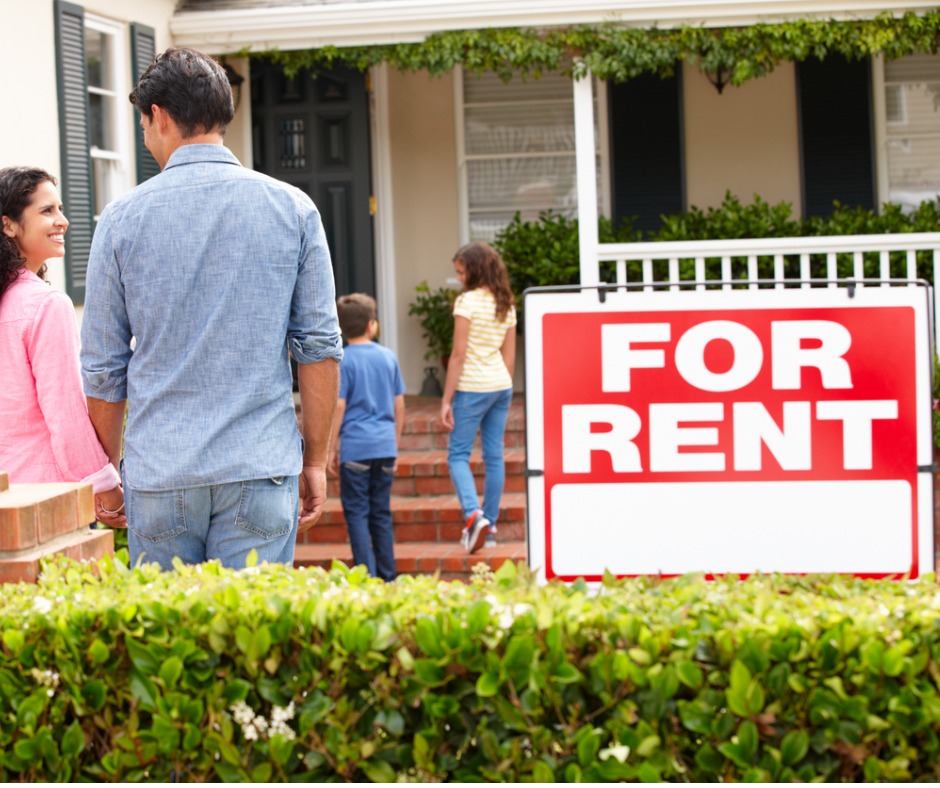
170, 0, 940, 54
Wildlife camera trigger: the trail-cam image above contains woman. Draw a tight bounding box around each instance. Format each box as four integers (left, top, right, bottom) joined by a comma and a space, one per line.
440, 241, 516, 554
0, 167, 125, 525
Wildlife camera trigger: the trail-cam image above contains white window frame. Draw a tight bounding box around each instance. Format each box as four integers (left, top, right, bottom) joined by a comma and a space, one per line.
85, 14, 133, 221
455, 65, 610, 245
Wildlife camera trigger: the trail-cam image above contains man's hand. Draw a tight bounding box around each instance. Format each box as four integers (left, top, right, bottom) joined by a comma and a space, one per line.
298, 465, 327, 534
95, 485, 127, 528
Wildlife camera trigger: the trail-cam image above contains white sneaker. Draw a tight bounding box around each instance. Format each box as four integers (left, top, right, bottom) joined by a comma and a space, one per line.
463, 510, 490, 554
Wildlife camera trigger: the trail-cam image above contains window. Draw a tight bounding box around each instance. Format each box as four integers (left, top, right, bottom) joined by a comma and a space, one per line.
55, 1, 156, 301
456, 68, 608, 243
85, 15, 132, 220
880, 53, 940, 211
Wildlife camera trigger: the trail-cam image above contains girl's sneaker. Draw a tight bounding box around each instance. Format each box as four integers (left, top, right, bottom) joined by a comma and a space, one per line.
484, 527, 497, 549
460, 510, 490, 554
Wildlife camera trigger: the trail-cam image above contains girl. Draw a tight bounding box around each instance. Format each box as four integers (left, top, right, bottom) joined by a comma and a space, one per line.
440, 241, 516, 554
0, 167, 125, 525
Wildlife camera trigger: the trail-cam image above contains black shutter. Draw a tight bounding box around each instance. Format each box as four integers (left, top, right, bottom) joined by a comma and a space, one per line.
130, 23, 160, 183
797, 55, 876, 217
54, 0, 94, 303
608, 70, 685, 234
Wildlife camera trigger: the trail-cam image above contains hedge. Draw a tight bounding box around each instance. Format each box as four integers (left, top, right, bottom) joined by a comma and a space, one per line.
1, 555, 939, 781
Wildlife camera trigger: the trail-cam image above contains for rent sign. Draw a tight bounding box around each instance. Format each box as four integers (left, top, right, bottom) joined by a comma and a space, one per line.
524, 285, 934, 582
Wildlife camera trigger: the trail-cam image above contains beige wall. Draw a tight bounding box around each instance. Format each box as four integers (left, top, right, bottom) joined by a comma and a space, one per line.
683, 61, 802, 214
387, 69, 461, 393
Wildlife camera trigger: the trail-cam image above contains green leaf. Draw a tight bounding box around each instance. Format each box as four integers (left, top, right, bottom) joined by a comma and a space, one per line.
414, 617, 444, 658
780, 730, 809, 766
87, 639, 110, 666
125, 638, 158, 674
413, 659, 446, 686
129, 669, 159, 709
532, 761, 555, 782
223, 678, 252, 703
363, 760, 396, 782
81, 680, 107, 712
677, 660, 704, 690
476, 671, 500, 697
61, 722, 86, 759
577, 730, 601, 767
159, 656, 184, 687
2, 629, 25, 654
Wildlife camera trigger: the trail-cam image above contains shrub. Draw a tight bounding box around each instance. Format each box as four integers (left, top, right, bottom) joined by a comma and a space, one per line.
407, 281, 458, 363
1, 555, 939, 781
494, 193, 940, 288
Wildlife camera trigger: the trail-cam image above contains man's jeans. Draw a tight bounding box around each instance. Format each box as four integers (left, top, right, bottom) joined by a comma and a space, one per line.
339, 458, 396, 581
447, 388, 513, 527
126, 477, 299, 571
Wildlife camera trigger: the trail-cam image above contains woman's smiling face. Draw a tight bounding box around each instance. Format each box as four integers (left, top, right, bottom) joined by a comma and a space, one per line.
1, 180, 68, 273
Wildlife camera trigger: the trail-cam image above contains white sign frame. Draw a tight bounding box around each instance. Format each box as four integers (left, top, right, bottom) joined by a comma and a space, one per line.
524, 283, 935, 583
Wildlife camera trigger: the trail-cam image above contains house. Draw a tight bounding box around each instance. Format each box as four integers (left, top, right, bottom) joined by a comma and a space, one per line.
2, 0, 939, 392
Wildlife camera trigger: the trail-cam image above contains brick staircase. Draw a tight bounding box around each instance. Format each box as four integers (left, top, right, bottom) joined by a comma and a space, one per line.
294, 395, 528, 580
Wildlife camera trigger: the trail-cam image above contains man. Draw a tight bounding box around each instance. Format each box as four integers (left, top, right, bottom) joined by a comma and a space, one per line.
81, 48, 342, 570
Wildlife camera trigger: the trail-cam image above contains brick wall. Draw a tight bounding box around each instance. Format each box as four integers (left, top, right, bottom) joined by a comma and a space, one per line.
0, 472, 113, 583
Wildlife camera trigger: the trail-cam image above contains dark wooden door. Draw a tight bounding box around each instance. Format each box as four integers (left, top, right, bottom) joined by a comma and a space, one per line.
251, 62, 375, 297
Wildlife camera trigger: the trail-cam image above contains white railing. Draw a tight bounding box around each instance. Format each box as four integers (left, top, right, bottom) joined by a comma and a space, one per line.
590, 232, 940, 348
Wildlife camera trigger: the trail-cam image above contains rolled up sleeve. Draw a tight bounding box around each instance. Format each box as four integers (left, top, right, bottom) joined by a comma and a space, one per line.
288, 200, 343, 365
80, 205, 133, 401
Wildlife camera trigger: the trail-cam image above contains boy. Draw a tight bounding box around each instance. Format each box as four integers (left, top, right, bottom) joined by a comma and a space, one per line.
329, 294, 405, 581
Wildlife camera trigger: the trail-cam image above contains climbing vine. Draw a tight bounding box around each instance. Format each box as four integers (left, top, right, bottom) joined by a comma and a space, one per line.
252, 11, 940, 83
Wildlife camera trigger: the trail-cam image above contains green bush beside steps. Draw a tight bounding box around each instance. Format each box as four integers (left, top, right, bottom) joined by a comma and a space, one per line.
1, 555, 939, 782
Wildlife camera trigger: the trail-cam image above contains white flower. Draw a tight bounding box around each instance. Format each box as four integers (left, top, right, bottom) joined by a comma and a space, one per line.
31, 596, 53, 615
599, 744, 631, 763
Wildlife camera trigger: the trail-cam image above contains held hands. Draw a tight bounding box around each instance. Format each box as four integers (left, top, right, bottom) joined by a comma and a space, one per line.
95, 485, 127, 528
298, 465, 327, 534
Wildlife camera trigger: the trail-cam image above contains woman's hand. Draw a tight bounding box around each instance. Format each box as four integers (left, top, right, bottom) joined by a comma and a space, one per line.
95, 485, 127, 528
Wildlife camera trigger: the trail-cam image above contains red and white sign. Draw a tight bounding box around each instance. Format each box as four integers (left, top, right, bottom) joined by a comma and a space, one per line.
523, 286, 934, 582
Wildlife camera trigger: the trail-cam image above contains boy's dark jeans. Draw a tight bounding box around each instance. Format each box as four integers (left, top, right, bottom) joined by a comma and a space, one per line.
339, 458, 397, 581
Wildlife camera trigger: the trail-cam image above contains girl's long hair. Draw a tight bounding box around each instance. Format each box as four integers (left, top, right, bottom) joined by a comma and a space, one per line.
0, 167, 55, 302
453, 241, 515, 321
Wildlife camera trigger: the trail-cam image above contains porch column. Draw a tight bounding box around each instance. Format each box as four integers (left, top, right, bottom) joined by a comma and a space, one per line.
574, 68, 599, 287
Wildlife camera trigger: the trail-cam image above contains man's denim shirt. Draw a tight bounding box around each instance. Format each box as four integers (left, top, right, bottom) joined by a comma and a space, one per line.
81, 145, 343, 491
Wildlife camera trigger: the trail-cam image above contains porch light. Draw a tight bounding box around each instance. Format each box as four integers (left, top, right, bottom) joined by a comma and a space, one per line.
704, 66, 729, 94
222, 61, 245, 110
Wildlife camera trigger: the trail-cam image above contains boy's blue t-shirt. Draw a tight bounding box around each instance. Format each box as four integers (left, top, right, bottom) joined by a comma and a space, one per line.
338, 342, 406, 463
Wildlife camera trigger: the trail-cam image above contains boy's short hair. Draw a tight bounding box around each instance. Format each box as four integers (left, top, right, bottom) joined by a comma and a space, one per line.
337, 293, 377, 339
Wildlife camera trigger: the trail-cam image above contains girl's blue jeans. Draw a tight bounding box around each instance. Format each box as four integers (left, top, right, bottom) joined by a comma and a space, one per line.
447, 388, 513, 528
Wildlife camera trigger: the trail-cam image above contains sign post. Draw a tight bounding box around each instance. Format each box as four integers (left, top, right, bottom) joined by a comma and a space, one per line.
524, 284, 935, 582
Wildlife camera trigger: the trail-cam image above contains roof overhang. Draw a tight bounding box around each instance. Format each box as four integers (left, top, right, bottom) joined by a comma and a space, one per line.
170, 0, 940, 55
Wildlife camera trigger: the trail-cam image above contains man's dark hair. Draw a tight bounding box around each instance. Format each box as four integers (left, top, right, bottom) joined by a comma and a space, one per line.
337, 293, 377, 339
129, 48, 235, 138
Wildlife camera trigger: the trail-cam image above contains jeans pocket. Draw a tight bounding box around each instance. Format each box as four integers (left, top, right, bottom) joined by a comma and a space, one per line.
127, 489, 187, 544
381, 463, 395, 476
235, 478, 295, 540
343, 461, 370, 474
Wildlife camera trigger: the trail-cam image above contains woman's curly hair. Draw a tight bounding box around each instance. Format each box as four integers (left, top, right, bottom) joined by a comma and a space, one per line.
0, 167, 55, 302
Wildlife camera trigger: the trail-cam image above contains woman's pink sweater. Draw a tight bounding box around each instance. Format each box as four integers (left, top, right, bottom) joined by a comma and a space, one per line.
0, 269, 119, 493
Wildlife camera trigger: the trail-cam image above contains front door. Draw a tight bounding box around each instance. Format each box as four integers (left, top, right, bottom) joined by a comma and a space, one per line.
251, 62, 375, 297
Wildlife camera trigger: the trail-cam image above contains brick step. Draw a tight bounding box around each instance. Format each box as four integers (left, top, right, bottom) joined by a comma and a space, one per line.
300, 491, 527, 544
294, 539, 527, 581
397, 395, 526, 450
327, 448, 527, 497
